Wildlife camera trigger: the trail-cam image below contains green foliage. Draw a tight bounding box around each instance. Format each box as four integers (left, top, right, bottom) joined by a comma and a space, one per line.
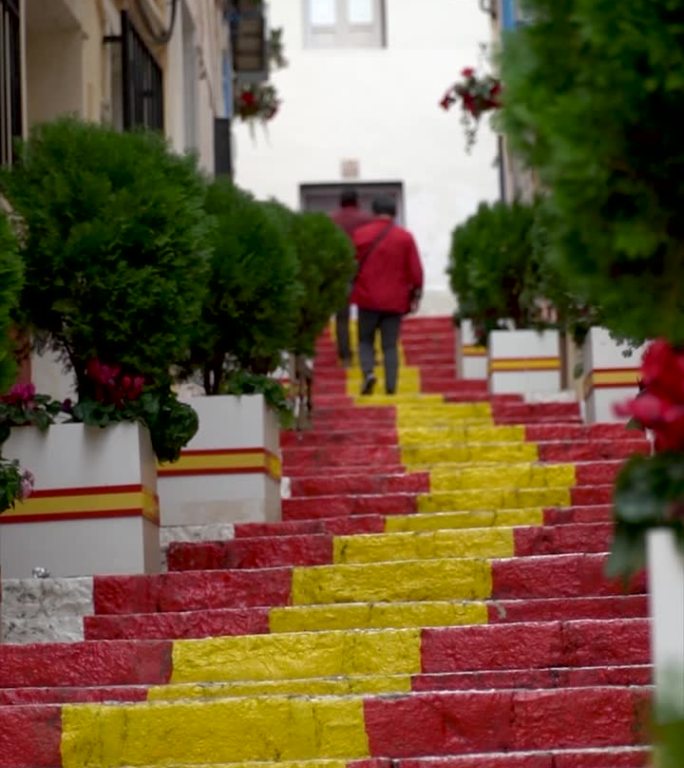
71, 388, 198, 464
607, 452, 684, 579
0, 457, 31, 513
1, 117, 210, 396
192, 181, 300, 393
0, 211, 22, 393
221, 368, 294, 429
448, 200, 551, 341
500, 0, 684, 345
268, 204, 354, 356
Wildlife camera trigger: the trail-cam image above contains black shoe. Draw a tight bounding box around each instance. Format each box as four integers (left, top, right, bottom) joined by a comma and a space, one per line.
361, 373, 376, 396
385, 389, 396, 395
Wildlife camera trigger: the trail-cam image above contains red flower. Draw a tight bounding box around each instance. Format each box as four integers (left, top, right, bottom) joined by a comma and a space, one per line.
461, 67, 475, 78
439, 93, 455, 110
240, 90, 256, 107
614, 339, 684, 452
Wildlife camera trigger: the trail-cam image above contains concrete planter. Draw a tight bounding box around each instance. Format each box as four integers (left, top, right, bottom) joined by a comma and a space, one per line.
488, 329, 562, 395
456, 319, 487, 380
581, 327, 646, 423
647, 529, 684, 711
1, 423, 159, 578
158, 394, 281, 540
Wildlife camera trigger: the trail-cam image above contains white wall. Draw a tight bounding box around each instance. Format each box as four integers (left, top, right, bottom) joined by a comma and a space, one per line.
234, 0, 500, 314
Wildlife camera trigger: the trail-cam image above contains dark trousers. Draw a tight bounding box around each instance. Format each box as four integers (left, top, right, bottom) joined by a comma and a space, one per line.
335, 304, 351, 362
358, 308, 402, 394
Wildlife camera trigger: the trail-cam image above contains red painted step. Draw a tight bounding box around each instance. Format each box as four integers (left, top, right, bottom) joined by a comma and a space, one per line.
166, 522, 617, 573
538, 439, 649, 462
363, 687, 649, 758
487, 595, 647, 624
282, 493, 418, 520
0, 684, 148, 706
288, 471, 430, 497
283, 444, 401, 470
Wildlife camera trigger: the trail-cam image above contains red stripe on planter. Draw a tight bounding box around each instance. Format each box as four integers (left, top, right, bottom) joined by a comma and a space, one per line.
0, 507, 155, 525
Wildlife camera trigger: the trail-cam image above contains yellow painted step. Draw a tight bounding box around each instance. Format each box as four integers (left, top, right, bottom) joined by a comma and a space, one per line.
346, 366, 419, 382
269, 599, 487, 633
291, 557, 492, 604
120, 762, 350, 768
384, 507, 544, 532
61, 695, 370, 767
333, 527, 515, 564
401, 442, 539, 466
353, 393, 443, 406
170, 628, 423, 684
428, 463, 576, 491
416, 486, 571, 513
148, 672, 413, 702
397, 402, 492, 421
397, 424, 526, 445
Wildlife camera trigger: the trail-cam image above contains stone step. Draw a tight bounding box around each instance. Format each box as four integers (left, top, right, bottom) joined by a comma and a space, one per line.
83, 595, 648, 642
284, 463, 621, 496
233, 505, 616, 539
281, 486, 605, 521
0, 685, 650, 768
0, 664, 652, 708
88, 553, 643, 617
0, 621, 649, 689
167, 523, 616, 572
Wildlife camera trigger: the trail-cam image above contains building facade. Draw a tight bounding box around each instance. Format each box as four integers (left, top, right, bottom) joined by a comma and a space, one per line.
233, 0, 500, 315
0, 0, 233, 174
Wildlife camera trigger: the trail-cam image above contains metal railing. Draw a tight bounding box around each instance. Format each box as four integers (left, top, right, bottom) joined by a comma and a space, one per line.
0, 0, 21, 166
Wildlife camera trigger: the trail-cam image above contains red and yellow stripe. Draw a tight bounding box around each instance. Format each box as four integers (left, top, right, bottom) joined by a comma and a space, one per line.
583, 367, 641, 398
159, 447, 281, 481
0, 484, 159, 525
489, 356, 561, 373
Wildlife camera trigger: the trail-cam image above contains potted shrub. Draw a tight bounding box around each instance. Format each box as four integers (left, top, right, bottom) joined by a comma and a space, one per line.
0, 117, 208, 577
447, 200, 562, 394
0, 209, 34, 519
500, 0, 684, 713
160, 183, 300, 538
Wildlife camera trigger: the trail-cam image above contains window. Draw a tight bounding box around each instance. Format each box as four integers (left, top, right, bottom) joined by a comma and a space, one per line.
0, 0, 22, 167
304, 0, 385, 49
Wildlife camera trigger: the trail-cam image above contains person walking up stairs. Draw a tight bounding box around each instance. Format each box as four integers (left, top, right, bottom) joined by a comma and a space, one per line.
0, 317, 652, 767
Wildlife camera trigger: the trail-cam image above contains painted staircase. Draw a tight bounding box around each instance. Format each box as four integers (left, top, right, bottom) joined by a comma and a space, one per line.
0, 316, 653, 768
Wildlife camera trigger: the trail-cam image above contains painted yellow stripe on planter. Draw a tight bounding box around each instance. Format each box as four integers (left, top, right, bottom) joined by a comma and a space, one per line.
416, 486, 571, 513
148, 673, 413, 702
583, 368, 641, 398
291, 558, 492, 605
429, 463, 576, 491
489, 357, 561, 371
61, 696, 369, 766
158, 449, 281, 480
170, 628, 422, 683
3, 489, 158, 523
401, 442, 539, 466
333, 528, 514, 564
397, 424, 526, 445
384, 508, 544, 532
462, 344, 487, 357
269, 599, 487, 633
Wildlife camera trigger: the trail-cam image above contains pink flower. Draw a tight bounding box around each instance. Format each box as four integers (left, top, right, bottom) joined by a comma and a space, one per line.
2, 382, 36, 405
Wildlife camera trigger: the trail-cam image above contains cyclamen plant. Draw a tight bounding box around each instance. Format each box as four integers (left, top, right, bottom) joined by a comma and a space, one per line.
608, 340, 684, 578
236, 83, 280, 124
0, 457, 34, 513
440, 67, 502, 152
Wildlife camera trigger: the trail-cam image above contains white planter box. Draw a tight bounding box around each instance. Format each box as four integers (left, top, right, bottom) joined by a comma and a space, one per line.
647, 529, 684, 712
488, 329, 561, 395
158, 394, 281, 535
457, 319, 487, 380
1, 423, 159, 578
582, 327, 647, 423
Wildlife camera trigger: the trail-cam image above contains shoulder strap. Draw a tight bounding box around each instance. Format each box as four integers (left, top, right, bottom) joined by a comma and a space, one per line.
355, 222, 393, 281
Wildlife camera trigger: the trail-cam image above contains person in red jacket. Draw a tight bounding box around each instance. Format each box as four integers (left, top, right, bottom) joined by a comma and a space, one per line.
350, 195, 424, 395
329, 189, 372, 366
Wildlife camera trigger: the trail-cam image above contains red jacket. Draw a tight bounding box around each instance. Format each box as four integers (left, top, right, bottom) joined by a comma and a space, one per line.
350, 218, 424, 314
330, 206, 373, 239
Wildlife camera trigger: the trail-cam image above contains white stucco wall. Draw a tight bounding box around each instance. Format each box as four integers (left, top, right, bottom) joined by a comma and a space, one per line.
234, 0, 500, 314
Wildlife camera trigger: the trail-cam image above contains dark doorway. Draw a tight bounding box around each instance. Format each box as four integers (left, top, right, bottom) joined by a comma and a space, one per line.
300, 182, 405, 224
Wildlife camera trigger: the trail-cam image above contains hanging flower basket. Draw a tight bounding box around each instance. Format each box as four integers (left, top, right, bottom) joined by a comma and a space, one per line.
440, 67, 502, 151
235, 83, 281, 125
